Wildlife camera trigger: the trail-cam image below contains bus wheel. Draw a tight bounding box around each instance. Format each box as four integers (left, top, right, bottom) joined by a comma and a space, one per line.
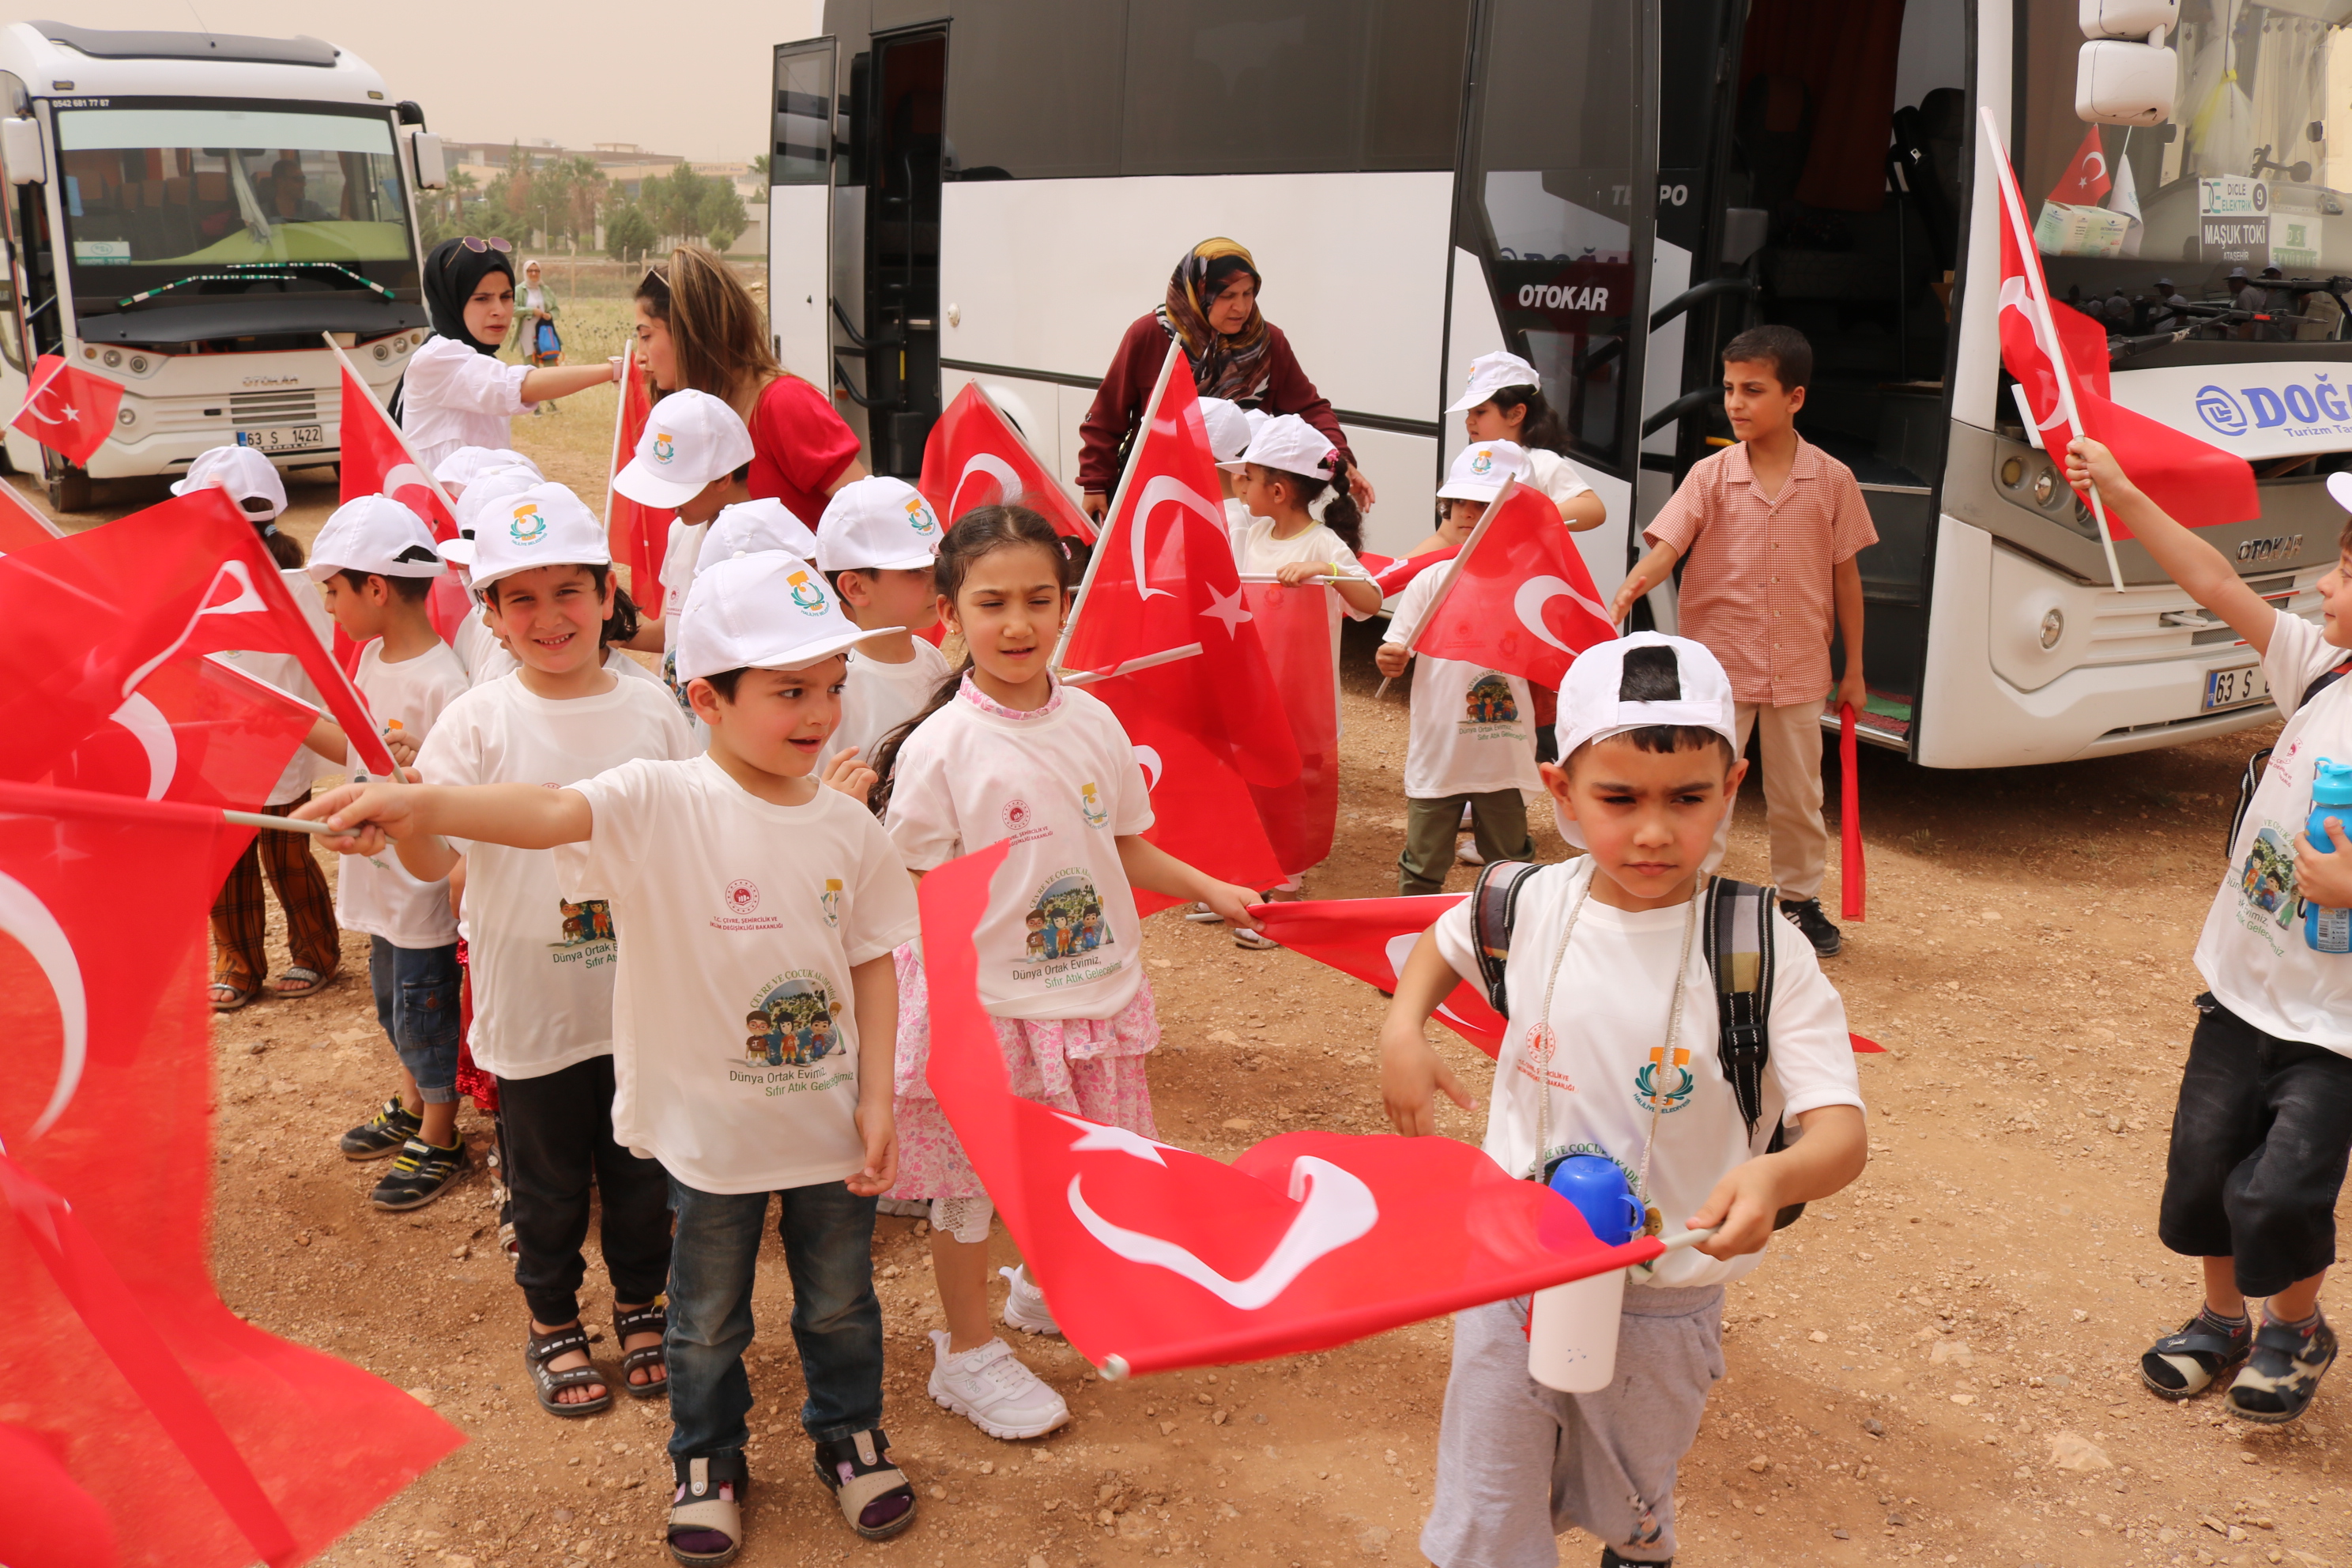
47, 467, 91, 513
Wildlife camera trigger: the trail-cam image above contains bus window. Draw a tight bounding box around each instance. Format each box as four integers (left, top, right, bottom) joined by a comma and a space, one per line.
943, 0, 1125, 180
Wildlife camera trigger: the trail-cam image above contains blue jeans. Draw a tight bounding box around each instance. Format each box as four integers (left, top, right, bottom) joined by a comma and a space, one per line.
665, 1178, 884, 1483
368, 937, 460, 1104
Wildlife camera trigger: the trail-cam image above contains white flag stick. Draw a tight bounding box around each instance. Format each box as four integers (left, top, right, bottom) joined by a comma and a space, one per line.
602, 337, 636, 541
1058, 642, 1205, 687
1978, 108, 2127, 594
226, 808, 333, 835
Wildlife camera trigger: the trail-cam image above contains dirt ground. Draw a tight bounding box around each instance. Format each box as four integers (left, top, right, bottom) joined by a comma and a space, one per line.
24, 418, 2352, 1568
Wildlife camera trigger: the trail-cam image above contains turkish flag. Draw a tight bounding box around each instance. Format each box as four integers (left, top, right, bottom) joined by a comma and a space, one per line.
0, 478, 65, 552
1408, 479, 1615, 687
916, 842, 1660, 1376
0, 488, 397, 781
1242, 581, 1340, 876
1085, 655, 1283, 914
46, 652, 316, 806
1059, 342, 1297, 790
10, 356, 125, 467
0, 782, 462, 1566
920, 382, 1096, 541
2047, 125, 2112, 206
1357, 545, 1458, 597
330, 342, 472, 650
1988, 115, 2258, 537
606, 340, 676, 616
1251, 894, 1508, 1055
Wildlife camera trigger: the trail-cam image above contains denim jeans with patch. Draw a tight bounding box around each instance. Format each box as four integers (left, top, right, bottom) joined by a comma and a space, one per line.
368, 936, 460, 1103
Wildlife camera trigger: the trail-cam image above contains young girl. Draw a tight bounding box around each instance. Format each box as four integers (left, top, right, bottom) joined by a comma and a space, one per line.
400, 237, 619, 473
1446, 350, 1607, 530
400, 484, 698, 1419
869, 507, 1261, 1442
1223, 414, 1383, 936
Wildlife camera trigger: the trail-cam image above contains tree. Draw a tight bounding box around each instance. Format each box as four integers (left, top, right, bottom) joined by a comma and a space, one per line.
749, 153, 770, 180
701, 184, 749, 252
605, 201, 658, 262
645, 162, 714, 247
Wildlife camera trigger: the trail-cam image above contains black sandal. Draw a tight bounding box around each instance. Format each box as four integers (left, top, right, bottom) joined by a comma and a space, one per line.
615, 1300, 669, 1398
813, 1428, 915, 1540
2227, 1313, 2338, 1425
2140, 1310, 2252, 1400
525, 1323, 612, 1418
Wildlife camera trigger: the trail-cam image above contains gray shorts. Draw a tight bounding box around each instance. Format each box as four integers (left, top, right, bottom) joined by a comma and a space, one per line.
1423, 1283, 1724, 1568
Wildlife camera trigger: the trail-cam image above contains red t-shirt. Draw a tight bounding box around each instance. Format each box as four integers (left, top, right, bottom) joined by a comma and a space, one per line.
746, 375, 862, 526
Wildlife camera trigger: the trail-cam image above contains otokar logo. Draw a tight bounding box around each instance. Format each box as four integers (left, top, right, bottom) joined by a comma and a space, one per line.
2237, 534, 2303, 564
2194, 376, 2352, 439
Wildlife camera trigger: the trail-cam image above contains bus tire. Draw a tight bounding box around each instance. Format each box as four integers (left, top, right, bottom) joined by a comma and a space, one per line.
47, 466, 91, 513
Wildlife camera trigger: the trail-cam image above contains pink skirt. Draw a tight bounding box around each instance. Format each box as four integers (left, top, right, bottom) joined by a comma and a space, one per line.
884, 940, 1159, 1203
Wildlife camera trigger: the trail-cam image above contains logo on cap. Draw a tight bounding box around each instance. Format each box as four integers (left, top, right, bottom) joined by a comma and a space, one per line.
652, 432, 676, 466
786, 568, 827, 614
1470, 449, 1494, 476
509, 503, 548, 545
905, 495, 938, 535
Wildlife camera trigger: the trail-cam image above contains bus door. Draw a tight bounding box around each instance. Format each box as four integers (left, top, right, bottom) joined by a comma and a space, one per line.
769, 39, 838, 391
850, 25, 945, 479
1445, 0, 1663, 609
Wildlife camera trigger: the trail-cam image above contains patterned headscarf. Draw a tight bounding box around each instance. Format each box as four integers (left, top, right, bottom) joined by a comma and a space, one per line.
1157, 238, 1270, 402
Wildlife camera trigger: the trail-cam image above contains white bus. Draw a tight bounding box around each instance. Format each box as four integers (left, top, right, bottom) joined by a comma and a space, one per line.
0, 21, 447, 511
770, 0, 2348, 768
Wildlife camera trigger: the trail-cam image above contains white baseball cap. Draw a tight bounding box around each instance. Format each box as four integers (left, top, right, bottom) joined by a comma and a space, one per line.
1551, 633, 1736, 848
815, 476, 944, 573
306, 495, 445, 582
1219, 413, 1337, 479
433, 446, 541, 492
674, 549, 887, 682
442, 466, 546, 565
1446, 350, 1544, 414
696, 497, 819, 579
1437, 440, 1531, 502
2327, 471, 2352, 514
172, 445, 288, 522
612, 389, 756, 509
1198, 397, 1252, 464
463, 482, 610, 591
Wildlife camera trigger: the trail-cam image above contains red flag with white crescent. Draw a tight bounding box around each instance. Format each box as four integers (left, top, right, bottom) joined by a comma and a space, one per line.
2046, 125, 2112, 206
1406, 479, 1615, 688
331, 346, 470, 650
1355, 545, 1458, 597
9, 356, 124, 467
914, 842, 1661, 1377
919, 382, 1096, 541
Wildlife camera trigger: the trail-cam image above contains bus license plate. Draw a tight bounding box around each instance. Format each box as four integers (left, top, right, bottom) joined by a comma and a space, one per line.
2203, 664, 2271, 712
235, 424, 324, 454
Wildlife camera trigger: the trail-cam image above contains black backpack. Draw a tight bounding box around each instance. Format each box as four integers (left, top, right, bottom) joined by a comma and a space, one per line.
1468, 861, 1806, 1230
2228, 662, 2352, 860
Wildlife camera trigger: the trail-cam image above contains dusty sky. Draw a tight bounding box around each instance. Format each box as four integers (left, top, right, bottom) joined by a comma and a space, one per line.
31, 1, 825, 162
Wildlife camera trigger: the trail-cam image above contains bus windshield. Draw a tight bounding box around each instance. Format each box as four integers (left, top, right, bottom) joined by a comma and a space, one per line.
55, 104, 414, 307
2021, 0, 2352, 334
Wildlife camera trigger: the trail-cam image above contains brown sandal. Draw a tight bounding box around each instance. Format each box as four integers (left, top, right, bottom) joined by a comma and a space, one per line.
615, 1301, 668, 1397
209, 979, 258, 1012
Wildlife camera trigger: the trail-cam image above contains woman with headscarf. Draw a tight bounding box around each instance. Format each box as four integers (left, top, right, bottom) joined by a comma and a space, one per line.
509, 258, 566, 412
1076, 237, 1374, 519
398, 237, 617, 471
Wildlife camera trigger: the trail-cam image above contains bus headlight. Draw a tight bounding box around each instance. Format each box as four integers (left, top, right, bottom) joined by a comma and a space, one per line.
2039, 608, 2064, 650
2031, 469, 2058, 507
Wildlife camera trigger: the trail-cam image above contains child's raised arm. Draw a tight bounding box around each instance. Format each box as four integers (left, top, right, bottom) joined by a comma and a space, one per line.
294, 778, 594, 860
2064, 437, 2278, 656
1378, 929, 1476, 1137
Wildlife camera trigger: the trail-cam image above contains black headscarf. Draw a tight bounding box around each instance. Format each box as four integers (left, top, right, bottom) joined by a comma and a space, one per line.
394, 238, 514, 422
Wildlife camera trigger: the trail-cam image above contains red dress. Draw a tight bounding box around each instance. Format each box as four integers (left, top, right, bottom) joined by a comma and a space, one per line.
744, 375, 863, 527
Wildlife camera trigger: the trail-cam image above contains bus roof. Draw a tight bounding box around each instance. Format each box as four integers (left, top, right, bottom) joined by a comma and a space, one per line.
0, 21, 390, 106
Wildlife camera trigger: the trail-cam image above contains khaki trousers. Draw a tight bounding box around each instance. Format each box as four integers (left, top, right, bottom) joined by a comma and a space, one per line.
1705, 699, 1828, 900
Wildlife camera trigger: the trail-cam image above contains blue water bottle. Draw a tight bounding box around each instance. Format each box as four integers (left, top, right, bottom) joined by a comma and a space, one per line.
2305, 758, 2352, 952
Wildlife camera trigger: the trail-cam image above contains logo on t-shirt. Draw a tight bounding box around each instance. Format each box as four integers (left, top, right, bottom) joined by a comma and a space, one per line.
550, 897, 614, 951
1633, 1044, 1696, 1115
739, 972, 844, 1072
2237, 827, 2299, 934
509, 502, 548, 545
1020, 869, 1114, 974
1002, 799, 1035, 833
1464, 673, 1519, 728
723, 879, 761, 916
1079, 782, 1107, 828
652, 432, 676, 465
820, 877, 842, 927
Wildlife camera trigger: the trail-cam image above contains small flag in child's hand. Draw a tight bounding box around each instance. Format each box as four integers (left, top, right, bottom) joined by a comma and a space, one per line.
1355, 546, 1458, 597
1406, 480, 1615, 688
920, 382, 1097, 542
9, 355, 125, 467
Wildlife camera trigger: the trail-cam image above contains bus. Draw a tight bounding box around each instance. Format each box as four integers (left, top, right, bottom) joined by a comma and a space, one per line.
0, 21, 447, 512
768, 0, 2346, 769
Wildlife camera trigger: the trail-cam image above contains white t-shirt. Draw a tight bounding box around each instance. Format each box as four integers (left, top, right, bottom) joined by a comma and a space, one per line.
1524, 448, 1595, 511
1235, 518, 1374, 622
2196, 608, 2352, 1055
1431, 858, 1864, 1290
416, 673, 696, 1080
339, 639, 469, 948
217, 567, 337, 806
886, 682, 1153, 1020
559, 757, 920, 1194
824, 639, 953, 767
466, 637, 667, 692
449, 595, 503, 681
1384, 568, 1542, 800
401, 336, 536, 475
657, 518, 710, 738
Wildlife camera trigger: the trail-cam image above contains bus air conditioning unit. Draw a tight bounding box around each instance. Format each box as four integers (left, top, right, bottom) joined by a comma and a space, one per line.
2077, 0, 2177, 125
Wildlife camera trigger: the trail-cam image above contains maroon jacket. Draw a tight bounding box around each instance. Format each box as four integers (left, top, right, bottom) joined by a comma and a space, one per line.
1076, 313, 1353, 496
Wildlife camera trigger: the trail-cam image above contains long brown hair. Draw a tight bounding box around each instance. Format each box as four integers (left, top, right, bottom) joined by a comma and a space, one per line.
635, 243, 783, 420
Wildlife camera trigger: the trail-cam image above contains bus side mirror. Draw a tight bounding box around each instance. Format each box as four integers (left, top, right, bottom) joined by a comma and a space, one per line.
409, 131, 447, 192
2077, 40, 2176, 125
1, 118, 43, 185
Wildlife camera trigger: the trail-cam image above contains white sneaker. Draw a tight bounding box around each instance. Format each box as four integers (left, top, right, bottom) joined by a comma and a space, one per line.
927, 1331, 1071, 1439
1457, 837, 1484, 866
999, 1265, 1062, 1337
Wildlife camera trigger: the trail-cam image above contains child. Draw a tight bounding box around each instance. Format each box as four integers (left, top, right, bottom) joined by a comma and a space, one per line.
300, 551, 921, 1555
1374, 441, 1540, 895
179, 446, 347, 1009
307, 495, 473, 1210
445, 485, 666, 695
1381, 632, 1868, 1567
1610, 325, 1875, 958
382, 484, 699, 1419
2066, 436, 2346, 1426
1446, 350, 1607, 530
867, 505, 1262, 1441
610, 387, 757, 719
815, 475, 950, 771
693, 496, 818, 575
1197, 396, 1255, 537
432, 445, 540, 498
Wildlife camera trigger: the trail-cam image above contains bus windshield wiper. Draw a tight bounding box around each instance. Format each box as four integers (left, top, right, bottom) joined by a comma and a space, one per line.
112, 261, 394, 311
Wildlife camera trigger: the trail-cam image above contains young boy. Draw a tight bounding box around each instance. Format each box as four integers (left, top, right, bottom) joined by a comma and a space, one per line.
1375, 441, 1540, 894
1610, 325, 1875, 957
1199, 396, 1255, 536
815, 474, 948, 767
1381, 632, 1868, 1567
610, 387, 757, 717
308, 495, 473, 1210
2067, 437, 2346, 1424
300, 551, 921, 1556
